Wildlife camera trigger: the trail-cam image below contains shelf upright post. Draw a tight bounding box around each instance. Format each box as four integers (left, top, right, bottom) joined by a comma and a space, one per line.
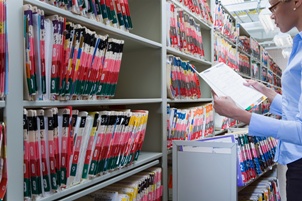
5, 0, 24, 200
161, 0, 168, 200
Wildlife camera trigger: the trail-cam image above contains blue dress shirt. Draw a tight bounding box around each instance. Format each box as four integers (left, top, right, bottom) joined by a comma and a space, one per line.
249, 32, 302, 165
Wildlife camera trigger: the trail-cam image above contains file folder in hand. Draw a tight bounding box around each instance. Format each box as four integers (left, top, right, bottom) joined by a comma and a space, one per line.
191, 62, 267, 111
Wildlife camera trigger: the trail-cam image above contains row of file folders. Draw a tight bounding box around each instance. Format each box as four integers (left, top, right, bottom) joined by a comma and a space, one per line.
166, 1, 212, 60
235, 133, 277, 186
0, 0, 8, 100
23, 107, 149, 200
24, 4, 124, 101
0, 3, 7, 198
77, 167, 163, 201
166, 55, 202, 100
0, 123, 7, 201
167, 102, 214, 149
238, 177, 281, 201
39, 0, 133, 31
173, 0, 213, 25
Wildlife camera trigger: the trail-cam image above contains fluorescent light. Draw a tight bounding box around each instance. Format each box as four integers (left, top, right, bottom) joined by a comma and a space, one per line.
273, 33, 293, 47
220, 0, 244, 6
282, 48, 292, 58
258, 8, 278, 33
223, 0, 269, 12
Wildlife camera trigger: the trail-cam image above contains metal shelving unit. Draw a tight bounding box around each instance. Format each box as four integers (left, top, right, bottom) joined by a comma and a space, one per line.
6, 0, 167, 200
4, 1, 283, 200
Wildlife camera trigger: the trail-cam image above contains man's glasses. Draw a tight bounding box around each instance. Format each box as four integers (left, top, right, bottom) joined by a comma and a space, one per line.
268, 0, 282, 13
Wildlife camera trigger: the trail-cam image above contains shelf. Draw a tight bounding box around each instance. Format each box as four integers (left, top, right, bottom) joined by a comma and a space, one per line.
167, 98, 212, 104
23, 98, 163, 108
214, 30, 236, 47
238, 48, 251, 58
259, 80, 281, 89
205, 132, 217, 138
261, 64, 268, 69
167, 47, 212, 66
24, 0, 162, 50
234, 122, 247, 128
214, 129, 227, 135
215, 122, 247, 135
237, 163, 277, 192
37, 152, 162, 201
273, 72, 282, 79
170, 0, 212, 30
238, 72, 252, 79
251, 57, 261, 64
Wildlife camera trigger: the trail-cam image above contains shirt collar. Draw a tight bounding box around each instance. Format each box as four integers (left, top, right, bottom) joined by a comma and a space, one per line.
293, 31, 302, 43
288, 32, 302, 62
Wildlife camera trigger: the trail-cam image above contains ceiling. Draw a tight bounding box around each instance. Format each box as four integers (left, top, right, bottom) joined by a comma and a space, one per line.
220, 0, 298, 50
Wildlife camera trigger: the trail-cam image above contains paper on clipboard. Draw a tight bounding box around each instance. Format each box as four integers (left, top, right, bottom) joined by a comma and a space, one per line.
191, 62, 267, 110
